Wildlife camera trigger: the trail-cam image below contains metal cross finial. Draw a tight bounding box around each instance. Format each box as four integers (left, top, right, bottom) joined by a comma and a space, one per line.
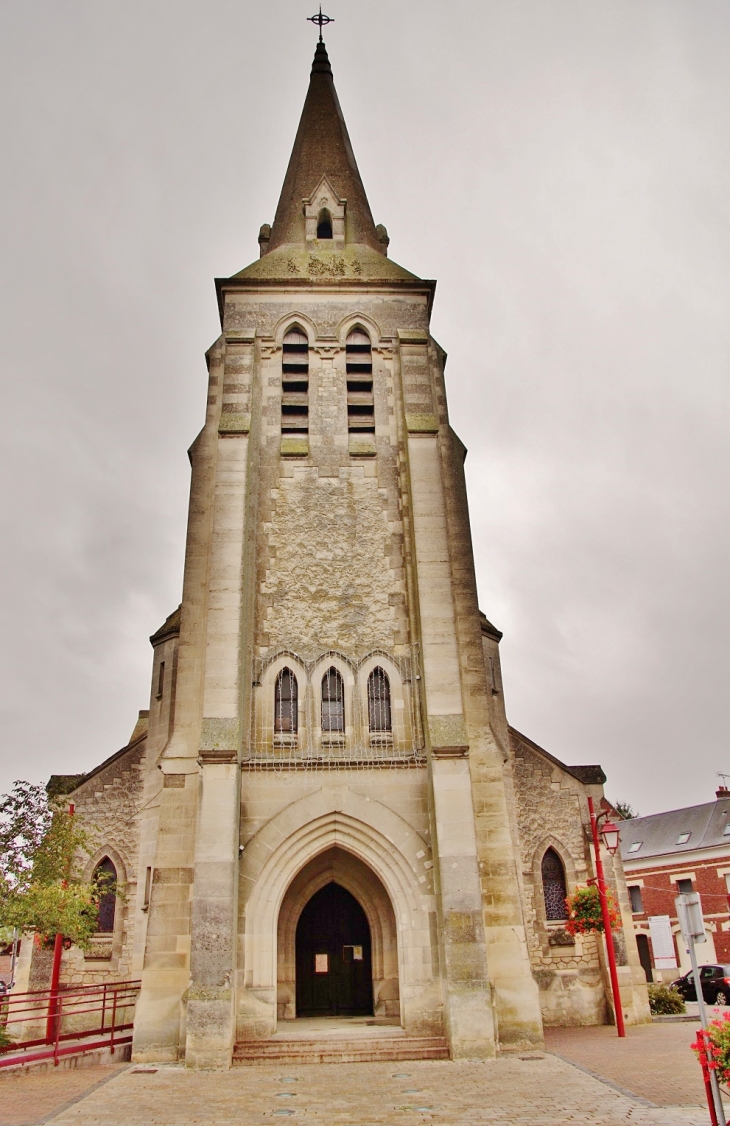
307, 6, 334, 42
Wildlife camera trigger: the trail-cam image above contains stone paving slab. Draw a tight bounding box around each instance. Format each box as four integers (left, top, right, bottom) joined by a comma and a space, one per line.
39, 1056, 708, 1126
545, 1021, 708, 1107
0, 1065, 125, 1126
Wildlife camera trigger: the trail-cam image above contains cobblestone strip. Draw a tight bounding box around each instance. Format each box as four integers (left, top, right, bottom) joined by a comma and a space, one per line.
41, 1056, 710, 1126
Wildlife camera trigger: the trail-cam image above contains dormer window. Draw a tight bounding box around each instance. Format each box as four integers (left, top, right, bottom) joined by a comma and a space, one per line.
317, 209, 333, 239
281, 327, 309, 437
346, 328, 374, 435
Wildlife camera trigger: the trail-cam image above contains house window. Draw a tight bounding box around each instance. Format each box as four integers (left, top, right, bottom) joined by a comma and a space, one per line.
321, 668, 344, 732
676, 832, 691, 845
94, 857, 117, 934
346, 329, 374, 435
367, 667, 391, 733
317, 208, 333, 239
274, 668, 298, 734
677, 878, 693, 894
628, 841, 643, 853
281, 327, 309, 436
541, 848, 568, 921
629, 885, 644, 914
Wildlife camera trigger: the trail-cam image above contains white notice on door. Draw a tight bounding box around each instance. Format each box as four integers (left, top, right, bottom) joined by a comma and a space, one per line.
353, 945, 363, 961
648, 915, 677, 969
315, 953, 328, 974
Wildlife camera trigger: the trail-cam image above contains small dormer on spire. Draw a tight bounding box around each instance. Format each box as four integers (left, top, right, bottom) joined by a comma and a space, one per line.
304, 176, 346, 248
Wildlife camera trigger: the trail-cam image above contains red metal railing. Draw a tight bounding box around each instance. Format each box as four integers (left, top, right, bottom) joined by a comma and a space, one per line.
0, 980, 140, 1068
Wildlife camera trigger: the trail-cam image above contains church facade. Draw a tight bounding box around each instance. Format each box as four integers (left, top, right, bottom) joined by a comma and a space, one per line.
31, 40, 650, 1065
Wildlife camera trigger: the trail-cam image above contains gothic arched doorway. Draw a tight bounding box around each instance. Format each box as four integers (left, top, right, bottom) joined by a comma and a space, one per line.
295, 882, 373, 1017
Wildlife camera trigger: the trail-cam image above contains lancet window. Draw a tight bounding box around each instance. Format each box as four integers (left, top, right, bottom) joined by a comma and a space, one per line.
346, 328, 374, 434
367, 667, 391, 733
274, 667, 298, 734
94, 856, 118, 934
541, 848, 568, 921
317, 208, 333, 239
281, 327, 309, 436
321, 667, 345, 732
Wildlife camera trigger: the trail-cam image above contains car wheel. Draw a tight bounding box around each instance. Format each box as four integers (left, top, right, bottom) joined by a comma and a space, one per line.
716, 990, 728, 1006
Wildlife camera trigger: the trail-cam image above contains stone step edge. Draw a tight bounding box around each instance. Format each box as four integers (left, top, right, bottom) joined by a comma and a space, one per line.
234, 1037, 447, 1052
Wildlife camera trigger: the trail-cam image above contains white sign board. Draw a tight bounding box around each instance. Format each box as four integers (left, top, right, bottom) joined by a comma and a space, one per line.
648, 915, 678, 969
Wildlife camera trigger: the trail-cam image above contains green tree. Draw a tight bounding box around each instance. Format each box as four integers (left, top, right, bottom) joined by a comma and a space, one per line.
612, 800, 638, 820
0, 781, 101, 950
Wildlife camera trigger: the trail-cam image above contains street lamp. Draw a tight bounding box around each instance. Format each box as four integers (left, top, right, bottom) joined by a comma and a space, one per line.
601, 820, 620, 856
587, 798, 625, 1038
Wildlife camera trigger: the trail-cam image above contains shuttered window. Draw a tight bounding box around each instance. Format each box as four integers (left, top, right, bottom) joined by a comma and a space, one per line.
282, 327, 309, 435
346, 329, 374, 434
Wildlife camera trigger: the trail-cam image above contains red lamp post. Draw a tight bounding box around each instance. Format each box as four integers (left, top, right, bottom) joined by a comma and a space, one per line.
587, 796, 625, 1038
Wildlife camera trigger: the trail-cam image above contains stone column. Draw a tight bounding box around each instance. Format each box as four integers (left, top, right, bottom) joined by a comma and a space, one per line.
406, 430, 496, 1059
185, 751, 241, 1068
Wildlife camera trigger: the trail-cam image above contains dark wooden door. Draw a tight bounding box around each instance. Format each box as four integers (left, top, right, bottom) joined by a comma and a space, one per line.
295, 882, 373, 1017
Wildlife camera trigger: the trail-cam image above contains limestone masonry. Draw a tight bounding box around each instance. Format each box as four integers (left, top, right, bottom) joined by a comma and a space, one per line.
29, 38, 650, 1065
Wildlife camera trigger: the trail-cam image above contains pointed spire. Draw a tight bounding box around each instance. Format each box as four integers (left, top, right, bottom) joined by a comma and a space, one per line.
267, 40, 382, 254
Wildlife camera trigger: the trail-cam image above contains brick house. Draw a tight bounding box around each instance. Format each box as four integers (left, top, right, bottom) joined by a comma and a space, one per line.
620, 787, 730, 981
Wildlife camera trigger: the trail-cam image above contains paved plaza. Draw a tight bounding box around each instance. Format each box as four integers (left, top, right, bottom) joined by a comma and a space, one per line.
0, 1024, 718, 1126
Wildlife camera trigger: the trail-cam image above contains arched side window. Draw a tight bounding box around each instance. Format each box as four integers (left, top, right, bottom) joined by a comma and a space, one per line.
275, 667, 298, 734
317, 208, 333, 239
321, 667, 344, 732
281, 327, 309, 437
346, 329, 374, 435
94, 857, 118, 934
541, 848, 568, 921
367, 667, 391, 733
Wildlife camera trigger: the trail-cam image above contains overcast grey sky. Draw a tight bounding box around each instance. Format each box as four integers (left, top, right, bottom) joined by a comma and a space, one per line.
0, 0, 727, 816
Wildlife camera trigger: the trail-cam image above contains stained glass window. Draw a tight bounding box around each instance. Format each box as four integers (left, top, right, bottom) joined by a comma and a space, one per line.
541, 848, 568, 921
275, 667, 298, 733
95, 857, 117, 934
321, 668, 344, 732
367, 667, 391, 732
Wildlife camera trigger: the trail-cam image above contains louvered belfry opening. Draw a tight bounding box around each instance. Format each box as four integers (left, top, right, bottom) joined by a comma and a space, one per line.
274, 667, 298, 734
346, 329, 374, 434
281, 327, 309, 435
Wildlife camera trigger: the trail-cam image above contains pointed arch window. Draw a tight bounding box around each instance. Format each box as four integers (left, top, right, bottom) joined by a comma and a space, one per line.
281, 326, 309, 437
317, 208, 333, 239
321, 667, 344, 732
346, 328, 374, 435
367, 667, 391, 733
541, 848, 568, 921
94, 857, 118, 934
274, 667, 298, 734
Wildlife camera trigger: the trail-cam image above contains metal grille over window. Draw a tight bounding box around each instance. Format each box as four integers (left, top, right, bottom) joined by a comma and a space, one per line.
281, 327, 309, 435
94, 856, 117, 933
274, 667, 298, 734
321, 667, 344, 734
367, 667, 392, 745
541, 848, 568, 921
346, 328, 374, 434
247, 648, 425, 769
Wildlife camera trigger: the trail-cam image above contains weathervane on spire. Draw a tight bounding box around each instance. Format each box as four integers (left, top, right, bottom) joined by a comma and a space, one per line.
307, 6, 334, 42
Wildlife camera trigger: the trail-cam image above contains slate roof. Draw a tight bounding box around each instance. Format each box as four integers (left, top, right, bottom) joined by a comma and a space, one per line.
508, 726, 607, 786
619, 797, 730, 862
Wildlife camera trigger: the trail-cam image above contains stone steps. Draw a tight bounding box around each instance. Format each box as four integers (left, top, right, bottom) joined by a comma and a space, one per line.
232, 1036, 449, 1065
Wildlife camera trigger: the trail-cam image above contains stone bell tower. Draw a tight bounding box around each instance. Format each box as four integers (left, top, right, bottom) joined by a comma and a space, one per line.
131, 37, 544, 1068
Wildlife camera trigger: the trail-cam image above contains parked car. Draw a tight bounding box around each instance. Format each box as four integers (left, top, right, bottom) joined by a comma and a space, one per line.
671, 965, 730, 1005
